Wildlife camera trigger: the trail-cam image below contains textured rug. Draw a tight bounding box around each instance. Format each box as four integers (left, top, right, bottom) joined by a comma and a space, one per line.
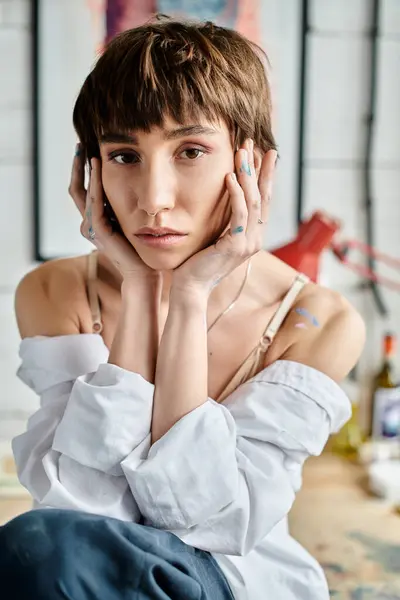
290, 454, 400, 599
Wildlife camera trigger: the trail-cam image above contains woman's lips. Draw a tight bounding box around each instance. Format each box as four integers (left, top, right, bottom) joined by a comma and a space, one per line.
135, 233, 188, 247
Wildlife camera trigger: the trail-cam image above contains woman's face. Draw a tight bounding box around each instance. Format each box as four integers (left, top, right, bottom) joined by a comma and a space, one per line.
99, 116, 235, 271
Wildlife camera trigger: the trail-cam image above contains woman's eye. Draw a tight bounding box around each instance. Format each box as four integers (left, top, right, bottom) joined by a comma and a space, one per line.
179, 148, 205, 160
110, 152, 139, 165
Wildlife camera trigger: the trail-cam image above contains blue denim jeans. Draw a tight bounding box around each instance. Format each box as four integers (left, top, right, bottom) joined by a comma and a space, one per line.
0, 508, 235, 599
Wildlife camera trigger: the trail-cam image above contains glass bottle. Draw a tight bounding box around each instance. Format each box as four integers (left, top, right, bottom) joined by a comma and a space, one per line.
368, 333, 397, 439
331, 374, 363, 460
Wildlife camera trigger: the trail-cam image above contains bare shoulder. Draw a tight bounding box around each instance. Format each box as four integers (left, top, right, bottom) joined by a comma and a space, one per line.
15, 255, 91, 339
277, 284, 366, 382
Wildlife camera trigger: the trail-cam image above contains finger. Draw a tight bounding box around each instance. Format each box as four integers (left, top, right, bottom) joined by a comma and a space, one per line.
81, 164, 94, 241
89, 158, 105, 225
258, 149, 277, 223
69, 143, 86, 216
246, 138, 255, 171
225, 173, 248, 240
80, 156, 99, 240
235, 140, 261, 235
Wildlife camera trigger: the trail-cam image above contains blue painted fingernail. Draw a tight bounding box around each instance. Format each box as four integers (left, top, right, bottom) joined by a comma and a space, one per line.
232, 226, 244, 234
240, 153, 251, 176
75, 143, 81, 157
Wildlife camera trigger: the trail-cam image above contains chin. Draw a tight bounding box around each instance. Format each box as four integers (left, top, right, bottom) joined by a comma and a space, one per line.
135, 248, 190, 272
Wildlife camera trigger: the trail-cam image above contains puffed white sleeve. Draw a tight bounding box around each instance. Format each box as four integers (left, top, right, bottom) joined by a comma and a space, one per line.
121, 360, 351, 555
12, 335, 154, 521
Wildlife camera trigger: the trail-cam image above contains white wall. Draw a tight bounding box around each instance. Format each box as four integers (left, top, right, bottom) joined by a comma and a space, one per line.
0, 0, 38, 448
0, 0, 400, 445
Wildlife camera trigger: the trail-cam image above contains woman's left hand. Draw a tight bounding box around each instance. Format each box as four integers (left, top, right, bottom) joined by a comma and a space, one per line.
172, 140, 277, 297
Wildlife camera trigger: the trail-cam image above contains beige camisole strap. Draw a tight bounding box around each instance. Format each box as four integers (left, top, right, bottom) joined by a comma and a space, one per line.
259, 272, 310, 350
215, 272, 310, 403
87, 251, 103, 334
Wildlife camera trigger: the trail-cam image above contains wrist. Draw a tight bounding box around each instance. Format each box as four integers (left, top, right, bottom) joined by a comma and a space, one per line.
169, 282, 209, 310
120, 277, 161, 307
121, 273, 161, 291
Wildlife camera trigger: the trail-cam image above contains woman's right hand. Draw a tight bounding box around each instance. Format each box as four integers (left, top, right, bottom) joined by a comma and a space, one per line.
69, 144, 158, 282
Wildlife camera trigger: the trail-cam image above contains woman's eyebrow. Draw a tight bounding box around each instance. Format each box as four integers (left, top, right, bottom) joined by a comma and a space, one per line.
99, 132, 138, 144
99, 125, 218, 145
164, 125, 219, 140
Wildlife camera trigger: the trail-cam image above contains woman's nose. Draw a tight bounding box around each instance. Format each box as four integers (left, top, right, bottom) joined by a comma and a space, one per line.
137, 170, 175, 215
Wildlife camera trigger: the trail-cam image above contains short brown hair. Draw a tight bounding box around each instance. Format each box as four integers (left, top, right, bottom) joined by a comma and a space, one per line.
73, 15, 277, 160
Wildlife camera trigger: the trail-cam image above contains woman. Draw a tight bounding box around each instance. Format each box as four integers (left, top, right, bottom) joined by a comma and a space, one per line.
1, 16, 365, 600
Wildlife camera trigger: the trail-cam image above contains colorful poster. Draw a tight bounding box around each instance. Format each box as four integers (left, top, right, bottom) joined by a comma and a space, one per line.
105, 0, 260, 45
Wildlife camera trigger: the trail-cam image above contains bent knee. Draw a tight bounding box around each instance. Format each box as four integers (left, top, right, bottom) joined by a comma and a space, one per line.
2, 509, 94, 565
1, 509, 71, 567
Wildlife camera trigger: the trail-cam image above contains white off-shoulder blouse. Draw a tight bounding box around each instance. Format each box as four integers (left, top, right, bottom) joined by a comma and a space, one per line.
12, 334, 351, 600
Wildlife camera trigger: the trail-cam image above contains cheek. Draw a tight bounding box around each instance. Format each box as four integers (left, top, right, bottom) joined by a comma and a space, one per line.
101, 165, 116, 197
183, 156, 233, 210
101, 167, 131, 206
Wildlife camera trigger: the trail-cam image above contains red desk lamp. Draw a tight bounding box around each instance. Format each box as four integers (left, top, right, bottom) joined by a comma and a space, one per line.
270, 211, 341, 282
